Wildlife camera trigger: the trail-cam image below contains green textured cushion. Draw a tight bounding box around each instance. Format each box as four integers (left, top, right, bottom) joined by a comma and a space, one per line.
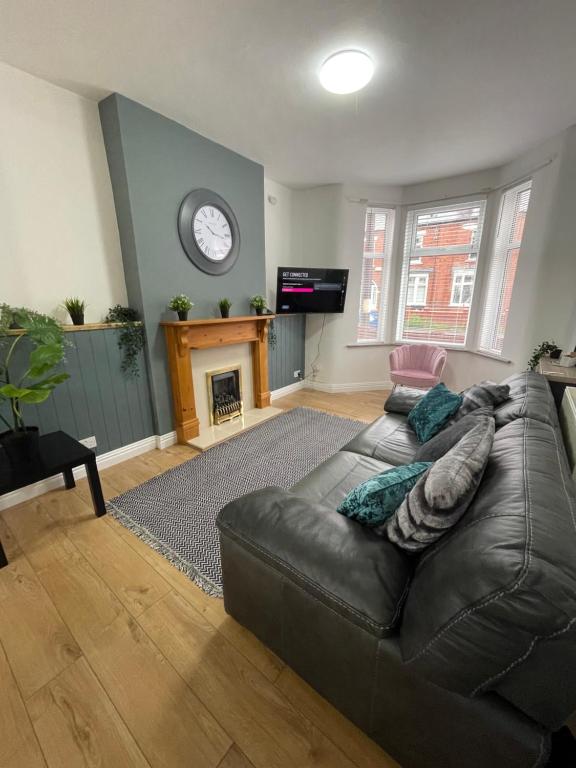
407, 383, 463, 442
337, 462, 432, 527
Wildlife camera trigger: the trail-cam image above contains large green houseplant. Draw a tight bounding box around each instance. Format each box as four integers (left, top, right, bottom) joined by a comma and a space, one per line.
0, 304, 69, 462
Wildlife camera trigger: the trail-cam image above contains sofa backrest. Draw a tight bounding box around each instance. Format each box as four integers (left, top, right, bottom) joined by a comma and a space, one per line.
400, 377, 576, 730
494, 370, 559, 429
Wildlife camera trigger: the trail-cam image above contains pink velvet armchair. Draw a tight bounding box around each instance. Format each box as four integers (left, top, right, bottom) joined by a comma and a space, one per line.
389, 344, 447, 390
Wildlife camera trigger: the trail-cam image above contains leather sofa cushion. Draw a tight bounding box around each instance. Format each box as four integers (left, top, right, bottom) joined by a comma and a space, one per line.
218, 487, 414, 638
342, 413, 420, 465
292, 450, 395, 508
495, 371, 559, 429
399, 417, 576, 729
384, 387, 425, 414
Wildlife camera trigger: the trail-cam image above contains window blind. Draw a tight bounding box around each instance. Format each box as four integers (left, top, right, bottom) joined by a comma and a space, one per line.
356, 206, 395, 342
396, 201, 486, 346
478, 180, 532, 356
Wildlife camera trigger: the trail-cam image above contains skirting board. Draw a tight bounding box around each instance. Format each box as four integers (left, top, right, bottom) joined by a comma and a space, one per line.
271, 380, 392, 397
270, 380, 305, 400
0, 430, 178, 512
308, 380, 392, 393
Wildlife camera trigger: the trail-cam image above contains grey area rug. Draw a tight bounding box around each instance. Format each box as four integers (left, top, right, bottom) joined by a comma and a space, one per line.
107, 407, 365, 596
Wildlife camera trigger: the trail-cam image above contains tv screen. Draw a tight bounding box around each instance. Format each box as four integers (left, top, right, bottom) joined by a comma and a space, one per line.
275, 267, 349, 314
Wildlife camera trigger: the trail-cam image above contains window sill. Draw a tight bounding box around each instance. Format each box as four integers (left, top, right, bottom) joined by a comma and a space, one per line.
347, 341, 513, 364
473, 349, 513, 364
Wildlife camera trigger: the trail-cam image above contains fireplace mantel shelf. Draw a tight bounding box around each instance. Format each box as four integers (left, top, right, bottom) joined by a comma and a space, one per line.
161, 315, 274, 443
161, 315, 275, 327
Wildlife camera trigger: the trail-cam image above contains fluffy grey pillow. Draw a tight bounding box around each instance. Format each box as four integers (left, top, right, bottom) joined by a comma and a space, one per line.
414, 406, 494, 462
453, 381, 510, 421
381, 418, 495, 552
384, 387, 425, 415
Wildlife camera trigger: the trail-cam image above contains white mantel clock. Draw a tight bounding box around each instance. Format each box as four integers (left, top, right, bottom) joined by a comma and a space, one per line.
178, 188, 240, 275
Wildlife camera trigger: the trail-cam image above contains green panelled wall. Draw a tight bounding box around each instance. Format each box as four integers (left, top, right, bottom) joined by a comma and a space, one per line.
0, 328, 155, 455
268, 315, 306, 392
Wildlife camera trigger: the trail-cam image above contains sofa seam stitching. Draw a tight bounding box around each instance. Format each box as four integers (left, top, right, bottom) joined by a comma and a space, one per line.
405, 417, 533, 663
531, 732, 547, 768
219, 523, 399, 633
471, 422, 576, 695
416, 513, 524, 570
471, 615, 576, 695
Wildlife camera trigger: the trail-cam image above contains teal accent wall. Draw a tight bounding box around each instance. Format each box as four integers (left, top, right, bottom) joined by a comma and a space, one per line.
0, 329, 154, 455
269, 315, 306, 391
99, 94, 266, 434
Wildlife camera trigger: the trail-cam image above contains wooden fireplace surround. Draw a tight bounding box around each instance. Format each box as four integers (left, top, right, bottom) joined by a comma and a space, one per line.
161, 316, 274, 443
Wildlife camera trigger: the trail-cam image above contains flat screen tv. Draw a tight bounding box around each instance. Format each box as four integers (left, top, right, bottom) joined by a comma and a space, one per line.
275, 267, 349, 314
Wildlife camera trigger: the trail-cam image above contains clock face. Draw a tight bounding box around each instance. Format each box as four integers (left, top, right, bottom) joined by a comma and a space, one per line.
193, 205, 233, 262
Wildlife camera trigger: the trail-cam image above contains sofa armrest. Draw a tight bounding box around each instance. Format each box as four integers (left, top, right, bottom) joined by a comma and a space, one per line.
217, 487, 413, 637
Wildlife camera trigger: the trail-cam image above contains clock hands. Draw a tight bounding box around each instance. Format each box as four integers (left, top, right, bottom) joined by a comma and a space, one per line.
206, 224, 231, 242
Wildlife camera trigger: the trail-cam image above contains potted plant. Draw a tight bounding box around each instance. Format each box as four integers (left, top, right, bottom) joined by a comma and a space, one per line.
105, 305, 145, 378
250, 295, 267, 316
168, 295, 194, 321
63, 297, 86, 326
0, 304, 69, 463
528, 340, 562, 371
218, 298, 232, 319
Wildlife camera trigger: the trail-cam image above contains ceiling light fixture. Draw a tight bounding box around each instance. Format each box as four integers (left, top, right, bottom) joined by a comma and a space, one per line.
319, 50, 374, 94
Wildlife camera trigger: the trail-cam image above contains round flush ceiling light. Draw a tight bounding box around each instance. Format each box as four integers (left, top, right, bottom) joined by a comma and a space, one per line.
319, 50, 374, 94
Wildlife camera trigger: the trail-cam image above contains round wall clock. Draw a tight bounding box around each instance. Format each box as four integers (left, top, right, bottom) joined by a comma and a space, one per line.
178, 188, 240, 275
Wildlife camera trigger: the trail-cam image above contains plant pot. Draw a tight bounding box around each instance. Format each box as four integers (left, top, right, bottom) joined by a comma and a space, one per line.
254, 307, 264, 316
177, 310, 189, 321
220, 308, 230, 318
0, 427, 40, 465
70, 312, 84, 326
550, 348, 562, 359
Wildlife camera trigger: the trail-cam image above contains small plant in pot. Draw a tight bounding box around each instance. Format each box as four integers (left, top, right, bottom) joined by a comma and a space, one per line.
168, 294, 194, 321
249, 295, 267, 316
63, 297, 86, 326
0, 304, 69, 464
528, 340, 562, 371
218, 298, 232, 319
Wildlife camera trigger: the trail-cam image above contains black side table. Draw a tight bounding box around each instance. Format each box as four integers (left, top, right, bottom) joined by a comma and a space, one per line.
0, 431, 106, 568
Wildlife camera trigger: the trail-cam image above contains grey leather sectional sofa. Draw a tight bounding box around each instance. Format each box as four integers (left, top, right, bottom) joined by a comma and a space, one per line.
217, 372, 576, 767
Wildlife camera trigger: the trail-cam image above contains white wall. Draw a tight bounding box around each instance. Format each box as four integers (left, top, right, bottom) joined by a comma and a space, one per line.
525, 127, 576, 354
284, 131, 574, 392
264, 178, 293, 309
1, 62, 126, 322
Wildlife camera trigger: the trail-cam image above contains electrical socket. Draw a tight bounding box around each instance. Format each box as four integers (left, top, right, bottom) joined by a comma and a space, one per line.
293, 369, 302, 379
80, 436, 97, 449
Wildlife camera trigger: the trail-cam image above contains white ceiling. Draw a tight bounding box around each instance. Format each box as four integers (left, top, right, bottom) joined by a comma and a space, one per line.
2, 0, 576, 188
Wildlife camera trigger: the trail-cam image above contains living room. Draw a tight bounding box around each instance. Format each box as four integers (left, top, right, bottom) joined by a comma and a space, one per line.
2, 2, 576, 767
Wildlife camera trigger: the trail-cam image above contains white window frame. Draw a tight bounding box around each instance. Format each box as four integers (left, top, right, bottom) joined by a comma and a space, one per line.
395, 199, 487, 347
450, 269, 475, 307
356, 206, 396, 342
406, 273, 429, 306
478, 180, 532, 356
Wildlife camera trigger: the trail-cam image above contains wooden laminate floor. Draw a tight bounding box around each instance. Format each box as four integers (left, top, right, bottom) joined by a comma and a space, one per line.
0, 389, 402, 768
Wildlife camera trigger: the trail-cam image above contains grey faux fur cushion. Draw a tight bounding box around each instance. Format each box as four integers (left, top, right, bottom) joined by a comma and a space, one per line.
384, 387, 425, 415
454, 380, 510, 420
382, 418, 495, 552
414, 406, 494, 462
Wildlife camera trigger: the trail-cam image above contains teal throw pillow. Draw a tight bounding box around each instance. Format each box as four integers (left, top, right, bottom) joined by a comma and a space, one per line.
407, 383, 463, 443
337, 462, 432, 527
